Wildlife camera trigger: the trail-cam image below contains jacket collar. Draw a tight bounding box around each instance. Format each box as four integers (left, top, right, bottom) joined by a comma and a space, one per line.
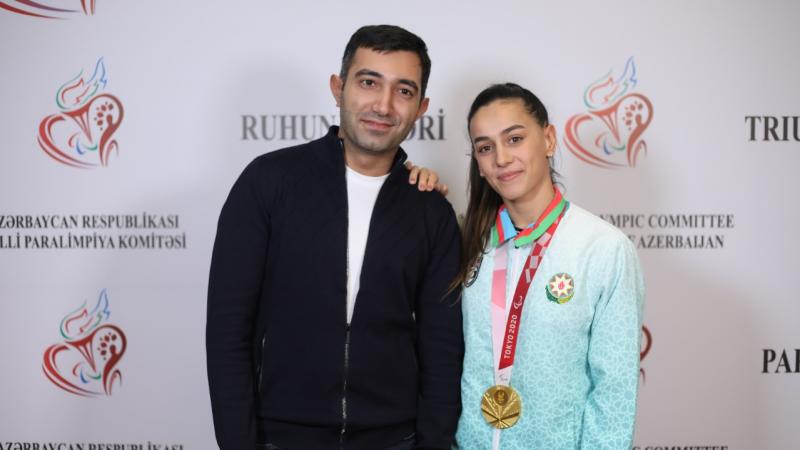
323, 126, 408, 175
491, 189, 568, 248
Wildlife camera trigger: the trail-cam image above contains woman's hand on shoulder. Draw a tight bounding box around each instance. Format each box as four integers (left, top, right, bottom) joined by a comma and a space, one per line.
405, 160, 449, 196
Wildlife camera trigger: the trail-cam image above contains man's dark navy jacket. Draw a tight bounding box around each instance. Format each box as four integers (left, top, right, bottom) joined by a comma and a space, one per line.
207, 126, 463, 450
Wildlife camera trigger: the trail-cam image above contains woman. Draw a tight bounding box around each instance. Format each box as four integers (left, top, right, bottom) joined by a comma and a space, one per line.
454, 83, 645, 450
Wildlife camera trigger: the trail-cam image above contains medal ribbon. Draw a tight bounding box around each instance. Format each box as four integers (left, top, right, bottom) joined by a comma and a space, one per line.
491, 191, 567, 378
487, 191, 566, 449
492, 189, 565, 248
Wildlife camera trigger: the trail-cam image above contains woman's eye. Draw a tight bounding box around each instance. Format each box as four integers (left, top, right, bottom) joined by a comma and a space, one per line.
477, 145, 492, 153
509, 136, 523, 144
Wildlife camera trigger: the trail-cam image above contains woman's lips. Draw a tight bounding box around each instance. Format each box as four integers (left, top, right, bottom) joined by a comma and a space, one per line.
497, 171, 522, 182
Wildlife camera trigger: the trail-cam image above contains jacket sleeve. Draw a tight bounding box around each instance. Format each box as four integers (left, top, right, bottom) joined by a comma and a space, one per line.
579, 237, 645, 450
207, 159, 273, 450
414, 198, 464, 449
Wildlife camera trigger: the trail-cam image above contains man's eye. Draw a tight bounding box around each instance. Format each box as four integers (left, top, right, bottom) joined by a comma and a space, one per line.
399, 88, 413, 97
360, 79, 375, 87
509, 136, 523, 144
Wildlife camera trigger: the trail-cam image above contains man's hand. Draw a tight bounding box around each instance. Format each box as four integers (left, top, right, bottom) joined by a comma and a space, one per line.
405, 160, 449, 196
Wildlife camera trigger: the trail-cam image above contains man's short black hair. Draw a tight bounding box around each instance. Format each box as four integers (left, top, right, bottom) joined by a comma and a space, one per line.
340, 25, 432, 99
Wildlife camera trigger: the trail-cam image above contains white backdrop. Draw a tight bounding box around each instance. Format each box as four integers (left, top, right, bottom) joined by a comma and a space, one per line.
1, 1, 798, 449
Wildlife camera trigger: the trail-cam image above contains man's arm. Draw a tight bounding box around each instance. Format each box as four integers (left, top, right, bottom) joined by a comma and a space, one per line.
207, 159, 272, 450
414, 198, 464, 449
579, 237, 645, 450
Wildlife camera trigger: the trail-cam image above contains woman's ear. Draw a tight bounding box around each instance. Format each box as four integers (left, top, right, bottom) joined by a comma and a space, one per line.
543, 123, 557, 156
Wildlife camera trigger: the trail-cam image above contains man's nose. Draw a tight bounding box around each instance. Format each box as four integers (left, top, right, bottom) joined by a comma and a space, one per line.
372, 88, 392, 116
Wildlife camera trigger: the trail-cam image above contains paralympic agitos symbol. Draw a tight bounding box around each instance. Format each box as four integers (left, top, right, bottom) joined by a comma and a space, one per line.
564, 57, 653, 169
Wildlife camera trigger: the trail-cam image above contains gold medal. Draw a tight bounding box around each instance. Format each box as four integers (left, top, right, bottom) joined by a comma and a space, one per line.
480, 385, 522, 429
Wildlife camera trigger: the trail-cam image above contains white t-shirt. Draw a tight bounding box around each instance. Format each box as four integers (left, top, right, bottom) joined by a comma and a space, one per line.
345, 165, 389, 324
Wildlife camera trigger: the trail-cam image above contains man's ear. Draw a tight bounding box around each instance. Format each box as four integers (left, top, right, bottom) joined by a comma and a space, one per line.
330, 74, 344, 107
416, 97, 430, 119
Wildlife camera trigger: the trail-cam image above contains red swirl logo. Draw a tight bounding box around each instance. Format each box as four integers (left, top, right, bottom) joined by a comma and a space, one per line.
639, 325, 652, 382
37, 58, 124, 168
564, 57, 653, 169
42, 289, 127, 397
0, 1, 95, 19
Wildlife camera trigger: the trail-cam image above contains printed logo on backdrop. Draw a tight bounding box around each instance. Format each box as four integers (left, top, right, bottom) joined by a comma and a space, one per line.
0, 0, 96, 18
43, 289, 126, 397
241, 109, 446, 143
38, 58, 124, 169
640, 325, 652, 382
601, 213, 735, 250
564, 57, 653, 168
745, 115, 800, 142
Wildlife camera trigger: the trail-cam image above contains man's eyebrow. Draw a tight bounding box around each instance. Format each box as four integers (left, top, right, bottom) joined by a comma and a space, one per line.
353, 68, 383, 79
397, 79, 419, 91
353, 69, 419, 92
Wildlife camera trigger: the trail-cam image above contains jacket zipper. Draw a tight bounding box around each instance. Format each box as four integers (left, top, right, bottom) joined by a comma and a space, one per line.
341, 162, 351, 449
340, 323, 351, 448
338, 148, 399, 448
256, 334, 266, 393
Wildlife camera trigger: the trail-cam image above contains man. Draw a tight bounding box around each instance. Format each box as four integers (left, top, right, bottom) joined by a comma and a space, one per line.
207, 25, 463, 450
